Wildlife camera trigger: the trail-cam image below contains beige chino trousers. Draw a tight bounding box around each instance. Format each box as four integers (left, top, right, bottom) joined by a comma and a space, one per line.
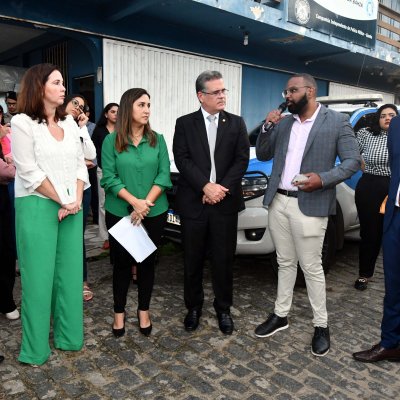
268, 193, 328, 327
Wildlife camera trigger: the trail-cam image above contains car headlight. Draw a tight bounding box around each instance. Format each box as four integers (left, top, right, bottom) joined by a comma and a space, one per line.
242, 176, 268, 200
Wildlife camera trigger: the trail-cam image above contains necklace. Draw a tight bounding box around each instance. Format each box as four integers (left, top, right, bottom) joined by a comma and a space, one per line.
132, 132, 143, 142
48, 122, 59, 129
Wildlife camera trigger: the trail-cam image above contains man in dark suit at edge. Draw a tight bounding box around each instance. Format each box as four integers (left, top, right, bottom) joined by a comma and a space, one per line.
353, 115, 400, 362
173, 70, 249, 334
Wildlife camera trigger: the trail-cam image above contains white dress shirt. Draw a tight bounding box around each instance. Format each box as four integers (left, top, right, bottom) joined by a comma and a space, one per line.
201, 107, 219, 182
11, 114, 89, 205
201, 107, 219, 138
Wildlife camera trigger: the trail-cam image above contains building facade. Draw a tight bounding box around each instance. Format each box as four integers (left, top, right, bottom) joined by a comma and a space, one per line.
0, 0, 399, 147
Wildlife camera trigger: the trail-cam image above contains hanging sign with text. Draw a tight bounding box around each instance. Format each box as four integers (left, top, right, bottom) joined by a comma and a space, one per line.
288, 0, 378, 49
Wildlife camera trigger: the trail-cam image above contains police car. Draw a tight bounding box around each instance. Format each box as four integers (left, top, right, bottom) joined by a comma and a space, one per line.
165, 94, 393, 275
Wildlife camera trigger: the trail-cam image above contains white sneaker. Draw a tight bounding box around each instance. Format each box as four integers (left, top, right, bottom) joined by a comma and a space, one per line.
5, 309, 20, 320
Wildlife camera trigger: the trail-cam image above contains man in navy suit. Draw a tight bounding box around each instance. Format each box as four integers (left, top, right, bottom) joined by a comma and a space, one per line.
353, 115, 400, 362
173, 70, 249, 335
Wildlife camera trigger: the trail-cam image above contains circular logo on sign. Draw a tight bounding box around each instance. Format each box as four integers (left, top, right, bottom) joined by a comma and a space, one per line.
366, 0, 374, 18
295, 0, 311, 25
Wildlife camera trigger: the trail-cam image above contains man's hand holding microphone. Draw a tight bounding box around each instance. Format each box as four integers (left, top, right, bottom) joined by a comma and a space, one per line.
263, 100, 323, 192
263, 101, 288, 132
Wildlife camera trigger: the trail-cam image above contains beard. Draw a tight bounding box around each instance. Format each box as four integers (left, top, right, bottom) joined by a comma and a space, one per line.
288, 93, 308, 115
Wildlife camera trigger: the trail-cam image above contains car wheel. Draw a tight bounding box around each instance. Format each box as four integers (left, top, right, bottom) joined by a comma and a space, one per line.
270, 216, 336, 287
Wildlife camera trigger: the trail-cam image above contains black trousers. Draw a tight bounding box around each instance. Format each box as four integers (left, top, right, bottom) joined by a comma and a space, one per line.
355, 173, 390, 278
0, 185, 16, 313
181, 206, 238, 314
88, 167, 99, 224
105, 210, 167, 313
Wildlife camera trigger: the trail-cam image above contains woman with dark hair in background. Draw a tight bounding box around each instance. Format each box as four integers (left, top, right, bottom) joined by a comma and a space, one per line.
92, 103, 119, 251
1, 104, 18, 281
354, 104, 399, 291
101, 88, 171, 338
0, 105, 5, 125
0, 123, 18, 322
12, 63, 88, 366
0, 105, 12, 163
84, 105, 99, 225
60, 94, 96, 302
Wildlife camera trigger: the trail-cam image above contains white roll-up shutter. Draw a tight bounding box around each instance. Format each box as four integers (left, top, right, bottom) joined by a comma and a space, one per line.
103, 39, 242, 152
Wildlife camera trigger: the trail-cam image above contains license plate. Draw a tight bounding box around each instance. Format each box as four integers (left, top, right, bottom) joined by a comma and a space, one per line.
167, 210, 181, 226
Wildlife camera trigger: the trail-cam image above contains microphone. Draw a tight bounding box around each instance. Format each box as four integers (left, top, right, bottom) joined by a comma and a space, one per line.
263, 101, 288, 132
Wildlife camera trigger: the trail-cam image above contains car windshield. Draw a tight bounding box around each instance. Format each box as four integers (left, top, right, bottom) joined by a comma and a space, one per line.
352, 110, 376, 133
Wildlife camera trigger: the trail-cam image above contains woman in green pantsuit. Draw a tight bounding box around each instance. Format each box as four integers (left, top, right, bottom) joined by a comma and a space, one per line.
11, 64, 88, 366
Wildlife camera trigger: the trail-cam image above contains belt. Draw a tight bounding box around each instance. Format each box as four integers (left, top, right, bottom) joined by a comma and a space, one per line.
277, 188, 298, 198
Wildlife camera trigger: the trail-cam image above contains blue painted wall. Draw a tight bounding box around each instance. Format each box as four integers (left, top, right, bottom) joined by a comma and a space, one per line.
241, 65, 329, 130
64, 36, 103, 120
67, 37, 104, 120
68, 40, 94, 87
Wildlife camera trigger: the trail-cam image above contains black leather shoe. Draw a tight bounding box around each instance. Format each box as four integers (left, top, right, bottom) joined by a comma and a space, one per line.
255, 313, 289, 338
354, 277, 368, 291
311, 326, 330, 356
112, 325, 125, 337
137, 310, 152, 337
184, 310, 201, 332
112, 313, 126, 338
353, 344, 400, 362
217, 312, 234, 335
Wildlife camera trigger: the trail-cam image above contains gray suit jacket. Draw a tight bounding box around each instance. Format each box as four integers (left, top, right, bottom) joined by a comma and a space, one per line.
256, 104, 361, 217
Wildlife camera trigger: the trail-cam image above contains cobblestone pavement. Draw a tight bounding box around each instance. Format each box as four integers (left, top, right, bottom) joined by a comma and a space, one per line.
1, 222, 399, 399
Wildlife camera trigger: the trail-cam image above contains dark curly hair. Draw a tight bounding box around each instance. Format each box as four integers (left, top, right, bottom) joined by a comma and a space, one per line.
370, 104, 398, 135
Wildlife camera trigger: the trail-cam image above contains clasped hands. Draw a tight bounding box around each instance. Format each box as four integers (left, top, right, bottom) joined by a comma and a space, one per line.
202, 182, 229, 205
58, 201, 82, 222
130, 199, 155, 225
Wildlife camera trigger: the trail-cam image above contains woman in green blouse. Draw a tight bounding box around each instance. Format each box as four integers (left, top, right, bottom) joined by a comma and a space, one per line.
101, 88, 172, 337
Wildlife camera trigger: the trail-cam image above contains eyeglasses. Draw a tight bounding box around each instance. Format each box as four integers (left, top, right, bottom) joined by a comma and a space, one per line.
71, 98, 85, 113
201, 89, 229, 96
6, 102, 17, 107
282, 86, 311, 98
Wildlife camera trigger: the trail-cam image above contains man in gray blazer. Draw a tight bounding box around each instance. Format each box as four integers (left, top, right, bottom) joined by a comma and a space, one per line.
254, 73, 361, 356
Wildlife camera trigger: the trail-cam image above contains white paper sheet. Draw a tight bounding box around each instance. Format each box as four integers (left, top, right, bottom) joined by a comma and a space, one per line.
108, 216, 157, 263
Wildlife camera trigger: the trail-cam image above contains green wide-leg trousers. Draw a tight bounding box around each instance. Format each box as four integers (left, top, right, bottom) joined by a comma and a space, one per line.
16, 196, 84, 365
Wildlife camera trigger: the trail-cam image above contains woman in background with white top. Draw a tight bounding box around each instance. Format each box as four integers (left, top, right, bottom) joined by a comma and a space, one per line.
11, 63, 88, 366
92, 102, 119, 251
61, 94, 96, 301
